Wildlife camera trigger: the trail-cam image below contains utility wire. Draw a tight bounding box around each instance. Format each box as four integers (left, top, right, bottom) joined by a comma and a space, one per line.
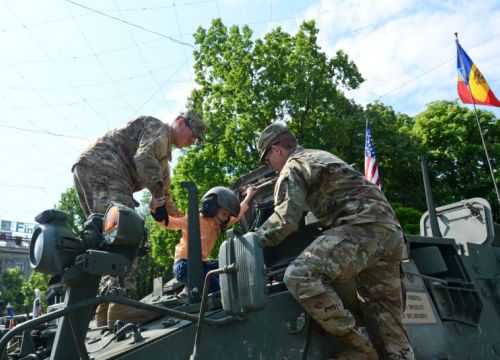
4, 1, 111, 134
113, 0, 173, 112
98, 0, 215, 12
66, 0, 195, 48
66, 1, 137, 113
1, 59, 189, 90
132, 60, 188, 117
215, 0, 222, 19
376, 30, 500, 100
0, 11, 90, 33
0, 123, 89, 140
0, 37, 165, 68
172, 1, 192, 82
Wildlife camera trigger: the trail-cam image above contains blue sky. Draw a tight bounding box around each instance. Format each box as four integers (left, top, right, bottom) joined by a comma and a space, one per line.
1, 0, 499, 223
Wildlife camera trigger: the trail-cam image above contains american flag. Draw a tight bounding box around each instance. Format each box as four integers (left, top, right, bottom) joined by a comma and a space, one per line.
365, 122, 380, 188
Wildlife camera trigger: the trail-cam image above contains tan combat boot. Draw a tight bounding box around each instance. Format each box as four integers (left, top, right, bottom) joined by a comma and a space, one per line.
335, 328, 379, 360
107, 302, 161, 329
95, 302, 109, 327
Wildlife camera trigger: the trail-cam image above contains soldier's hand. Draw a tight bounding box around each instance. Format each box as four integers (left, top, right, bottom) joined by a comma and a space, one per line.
151, 204, 169, 225
149, 196, 166, 210
137, 244, 150, 257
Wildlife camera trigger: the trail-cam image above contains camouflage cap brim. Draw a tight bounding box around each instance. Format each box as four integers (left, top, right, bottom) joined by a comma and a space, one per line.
183, 109, 205, 142
257, 123, 290, 163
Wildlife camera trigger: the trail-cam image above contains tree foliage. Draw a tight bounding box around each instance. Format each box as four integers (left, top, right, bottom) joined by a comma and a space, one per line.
170, 19, 427, 230
21, 272, 51, 311
363, 103, 424, 210
392, 203, 422, 235
0, 268, 25, 312
171, 19, 364, 203
413, 100, 499, 219
56, 187, 86, 235
132, 213, 180, 298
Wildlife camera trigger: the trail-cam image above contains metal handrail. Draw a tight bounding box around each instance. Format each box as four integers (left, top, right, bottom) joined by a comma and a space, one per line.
0, 294, 240, 358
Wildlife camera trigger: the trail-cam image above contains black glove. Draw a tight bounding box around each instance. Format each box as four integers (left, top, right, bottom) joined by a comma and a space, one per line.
151, 204, 169, 225
137, 244, 150, 257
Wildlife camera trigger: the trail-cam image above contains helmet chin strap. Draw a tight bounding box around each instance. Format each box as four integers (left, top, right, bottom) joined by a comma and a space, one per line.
215, 215, 229, 228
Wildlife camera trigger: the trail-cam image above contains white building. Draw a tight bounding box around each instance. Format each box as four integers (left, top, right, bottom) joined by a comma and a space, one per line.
0, 219, 35, 278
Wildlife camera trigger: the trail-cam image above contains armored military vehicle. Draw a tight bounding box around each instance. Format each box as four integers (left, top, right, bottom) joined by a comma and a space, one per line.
1, 160, 499, 359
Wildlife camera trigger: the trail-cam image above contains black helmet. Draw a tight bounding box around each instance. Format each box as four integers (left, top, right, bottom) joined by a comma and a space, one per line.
200, 186, 240, 218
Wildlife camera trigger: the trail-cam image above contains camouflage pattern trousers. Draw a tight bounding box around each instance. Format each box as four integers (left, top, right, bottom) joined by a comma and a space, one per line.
284, 223, 414, 360
73, 164, 138, 294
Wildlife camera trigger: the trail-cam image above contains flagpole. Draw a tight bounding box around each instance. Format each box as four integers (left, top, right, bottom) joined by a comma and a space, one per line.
455, 33, 500, 207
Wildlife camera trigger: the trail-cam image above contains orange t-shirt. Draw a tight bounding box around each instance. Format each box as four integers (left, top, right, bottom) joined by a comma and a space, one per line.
168, 202, 249, 261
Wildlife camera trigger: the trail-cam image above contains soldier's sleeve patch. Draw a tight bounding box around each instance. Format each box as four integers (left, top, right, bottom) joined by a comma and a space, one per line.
275, 179, 288, 204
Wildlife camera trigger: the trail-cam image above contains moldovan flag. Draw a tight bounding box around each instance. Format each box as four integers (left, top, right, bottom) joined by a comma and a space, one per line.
456, 40, 500, 107
364, 122, 380, 188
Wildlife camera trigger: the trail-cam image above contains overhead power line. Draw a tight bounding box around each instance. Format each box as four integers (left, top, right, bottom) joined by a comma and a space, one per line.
66, 0, 195, 48
0, 37, 165, 68
66, 1, 137, 113
1, 59, 189, 90
0, 11, 90, 33
0, 123, 89, 140
113, 0, 173, 112
99, 0, 215, 12
376, 30, 500, 100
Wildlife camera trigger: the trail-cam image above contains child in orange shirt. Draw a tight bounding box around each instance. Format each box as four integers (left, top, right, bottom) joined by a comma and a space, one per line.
153, 186, 256, 293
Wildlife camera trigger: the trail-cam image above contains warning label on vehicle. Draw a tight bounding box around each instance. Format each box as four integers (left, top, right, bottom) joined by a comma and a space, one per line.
403, 291, 438, 324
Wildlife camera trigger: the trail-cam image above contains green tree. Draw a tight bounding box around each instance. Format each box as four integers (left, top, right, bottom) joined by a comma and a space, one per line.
56, 187, 86, 235
171, 19, 364, 203
172, 19, 429, 234
154, 19, 378, 276
413, 100, 499, 220
361, 103, 425, 210
392, 203, 422, 235
21, 272, 51, 311
0, 268, 25, 312
124, 192, 179, 299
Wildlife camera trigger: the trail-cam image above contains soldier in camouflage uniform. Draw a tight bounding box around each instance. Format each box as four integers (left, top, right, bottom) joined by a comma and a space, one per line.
72, 110, 205, 327
255, 124, 414, 360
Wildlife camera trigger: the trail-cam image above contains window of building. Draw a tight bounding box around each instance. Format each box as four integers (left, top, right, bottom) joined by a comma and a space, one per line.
16, 260, 25, 272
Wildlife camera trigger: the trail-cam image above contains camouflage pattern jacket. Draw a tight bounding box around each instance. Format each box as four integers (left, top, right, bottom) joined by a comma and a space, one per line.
73, 116, 176, 206
257, 147, 401, 246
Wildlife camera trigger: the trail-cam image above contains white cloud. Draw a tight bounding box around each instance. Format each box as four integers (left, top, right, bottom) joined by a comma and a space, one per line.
294, 0, 500, 116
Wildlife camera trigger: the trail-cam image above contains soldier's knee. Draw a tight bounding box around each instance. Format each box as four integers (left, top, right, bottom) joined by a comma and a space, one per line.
284, 263, 328, 300
283, 262, 307, 289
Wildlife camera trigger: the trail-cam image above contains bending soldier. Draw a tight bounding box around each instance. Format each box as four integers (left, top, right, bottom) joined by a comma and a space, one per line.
255, 123, 414, 360
72, 110, 205, 328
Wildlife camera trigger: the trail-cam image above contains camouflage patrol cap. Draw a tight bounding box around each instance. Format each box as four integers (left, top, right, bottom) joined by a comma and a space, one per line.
257, 123, 291, 164
182, 109, 205, 142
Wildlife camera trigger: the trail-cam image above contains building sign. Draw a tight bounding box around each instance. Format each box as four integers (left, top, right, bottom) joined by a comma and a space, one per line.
15, 222, 34, 234
0, 220, 35, 235
403, 291, 438, 324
